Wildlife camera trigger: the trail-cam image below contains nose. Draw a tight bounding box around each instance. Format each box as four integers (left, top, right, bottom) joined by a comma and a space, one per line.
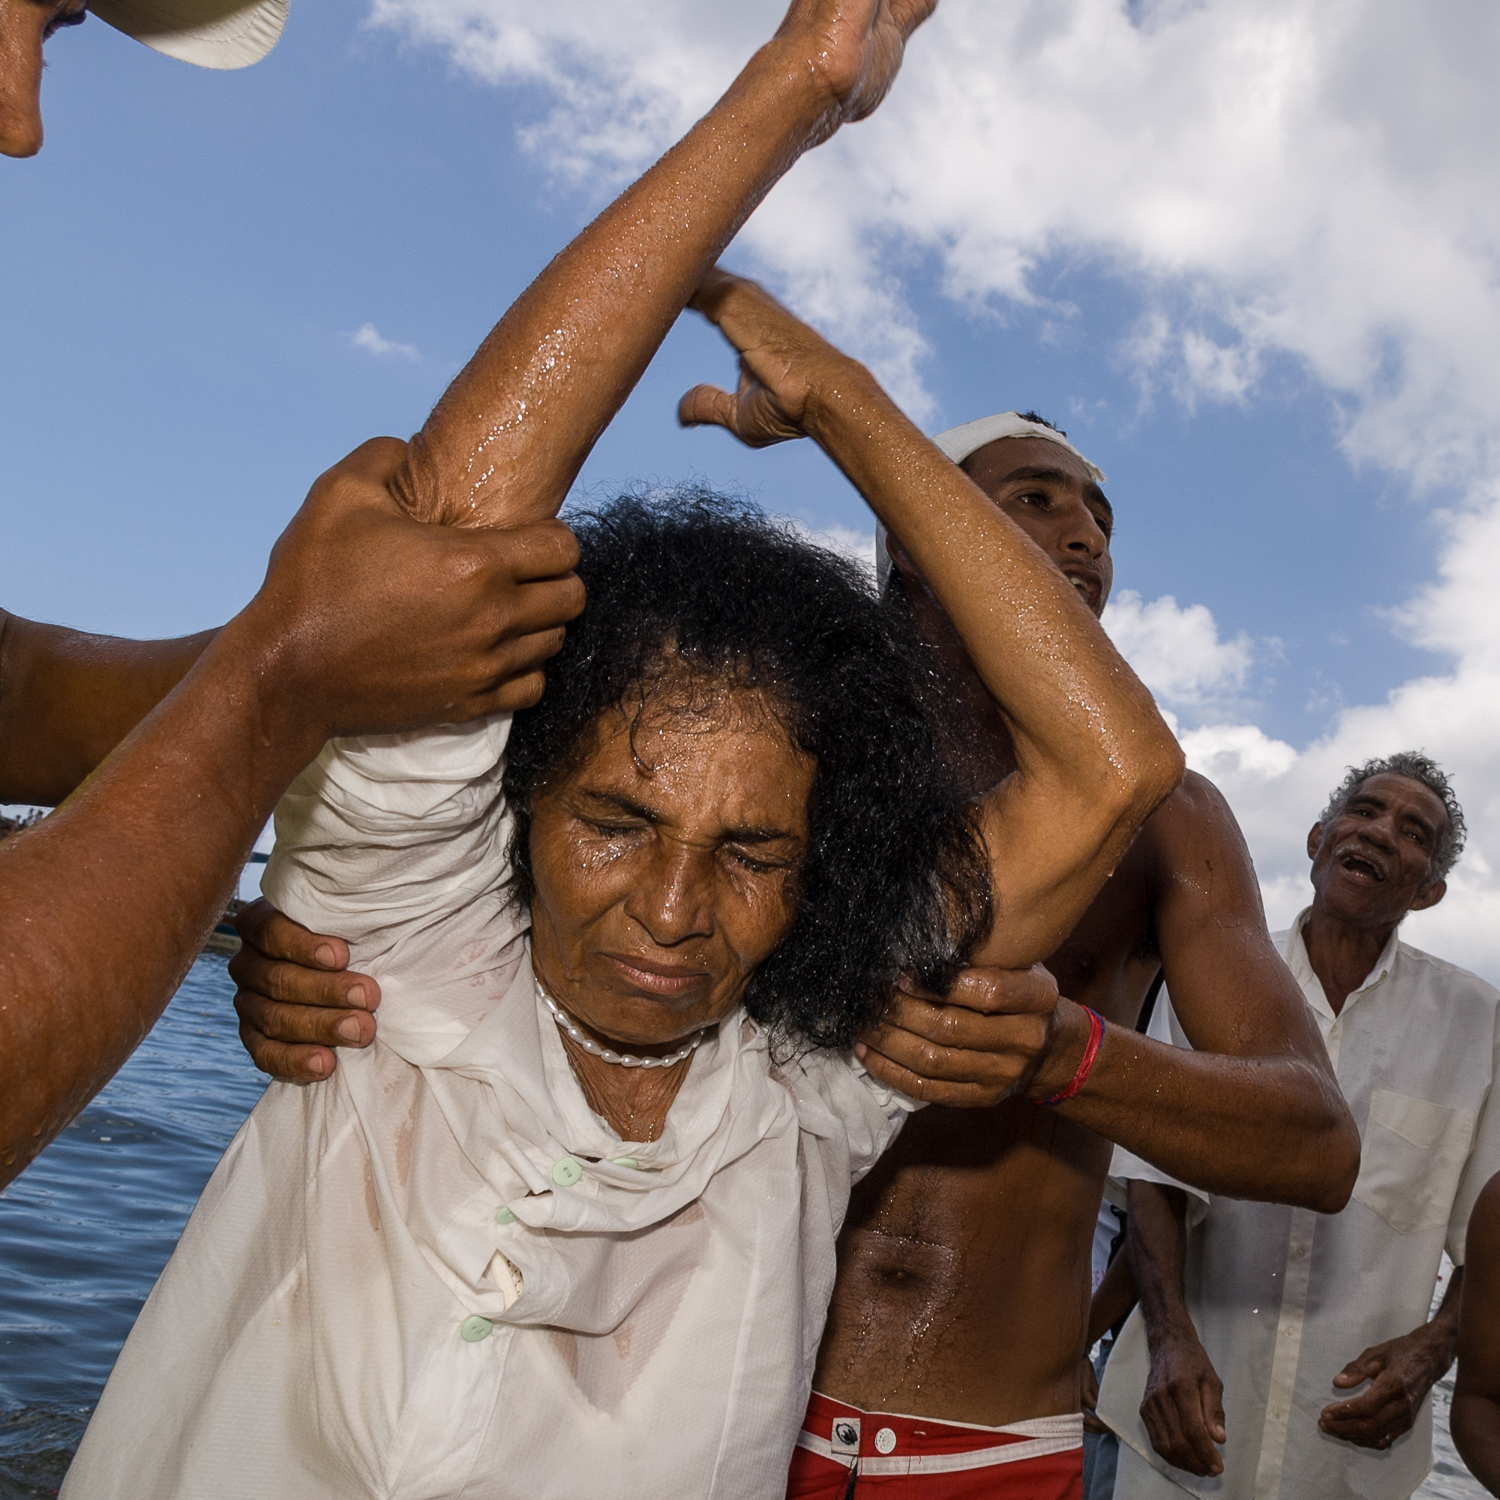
623, 838, 716, 947
0, 5, 49, 159
1357, 816, 1398, 854
1057, 497, 1107, 561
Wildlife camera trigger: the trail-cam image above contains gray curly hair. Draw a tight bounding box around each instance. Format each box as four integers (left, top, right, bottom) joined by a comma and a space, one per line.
1319, 751, 1466, 884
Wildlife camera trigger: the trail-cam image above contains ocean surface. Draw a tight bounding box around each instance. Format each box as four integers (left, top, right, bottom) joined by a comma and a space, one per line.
0, 955, 1488, 1498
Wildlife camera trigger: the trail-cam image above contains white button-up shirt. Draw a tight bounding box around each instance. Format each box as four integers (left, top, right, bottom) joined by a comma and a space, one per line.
1097, 908, 1500, 1500
65, 718, 914, 1500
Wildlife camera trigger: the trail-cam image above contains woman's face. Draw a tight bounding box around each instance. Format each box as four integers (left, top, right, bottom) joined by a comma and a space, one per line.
527, 684, 815, 1051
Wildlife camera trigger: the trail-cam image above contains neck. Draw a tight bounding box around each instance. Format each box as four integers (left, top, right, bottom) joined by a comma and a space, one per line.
1303, 902, 1398, 1016
559, 1030, 694, 1143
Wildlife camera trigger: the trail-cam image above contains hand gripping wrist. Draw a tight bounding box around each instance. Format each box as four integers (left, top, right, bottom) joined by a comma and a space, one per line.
1038, 1006, 1105, 1107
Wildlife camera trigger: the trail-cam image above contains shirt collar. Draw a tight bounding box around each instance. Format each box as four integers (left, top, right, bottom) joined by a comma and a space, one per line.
1283, 906, 1403, 1021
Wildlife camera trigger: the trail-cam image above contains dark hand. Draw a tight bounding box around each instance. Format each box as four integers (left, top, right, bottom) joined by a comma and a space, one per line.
234, 437, 585, 740
231, 899, 377, 1084
854, 965, 1094, 1107
775, 0, 938, 136
1320, 1332, 1450, 1449
1141, 1325, 1227, 1475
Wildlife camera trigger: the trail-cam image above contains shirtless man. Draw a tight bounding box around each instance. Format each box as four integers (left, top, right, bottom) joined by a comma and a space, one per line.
235, 369, 1360, 1500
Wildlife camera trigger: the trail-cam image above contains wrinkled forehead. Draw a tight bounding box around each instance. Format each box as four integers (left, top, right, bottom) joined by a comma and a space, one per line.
1342, 771, 1449, 827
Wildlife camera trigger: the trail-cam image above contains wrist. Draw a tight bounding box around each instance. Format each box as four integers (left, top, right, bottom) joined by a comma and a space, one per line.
1029, 1000, 1104, 1105
200, 612, 327, 775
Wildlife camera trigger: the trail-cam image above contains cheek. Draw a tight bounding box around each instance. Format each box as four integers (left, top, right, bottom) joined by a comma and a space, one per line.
719, 870, 801, 968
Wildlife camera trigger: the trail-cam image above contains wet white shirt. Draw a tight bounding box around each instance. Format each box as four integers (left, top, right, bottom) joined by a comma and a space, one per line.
64, 718, 915, 1500
1098, 908, 1500, 1500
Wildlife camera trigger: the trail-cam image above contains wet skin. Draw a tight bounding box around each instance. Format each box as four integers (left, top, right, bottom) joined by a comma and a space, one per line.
812, 435, 1312, 1425
527, 685, 813, 1143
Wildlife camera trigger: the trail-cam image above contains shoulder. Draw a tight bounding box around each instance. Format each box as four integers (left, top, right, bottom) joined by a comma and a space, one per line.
1133, 770, 1259, 897
1393, 940, 1500, 1007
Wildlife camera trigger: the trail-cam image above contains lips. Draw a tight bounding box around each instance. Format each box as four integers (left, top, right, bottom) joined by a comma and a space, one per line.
1063, 567, 1102, 611
603, 953, 710, 997
1336, 849, 1386, 883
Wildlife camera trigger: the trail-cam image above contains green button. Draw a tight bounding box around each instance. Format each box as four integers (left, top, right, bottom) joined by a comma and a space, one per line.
551, 1156, 583, 1187
494, 1205, 516, 1225
611, 1157, 638, 1171
460, 1315, 493, 1343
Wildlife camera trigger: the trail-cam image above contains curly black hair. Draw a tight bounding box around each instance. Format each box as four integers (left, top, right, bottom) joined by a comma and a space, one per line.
502, 489, 992, 1052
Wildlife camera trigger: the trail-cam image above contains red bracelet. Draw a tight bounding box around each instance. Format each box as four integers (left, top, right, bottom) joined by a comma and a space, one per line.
1037, 1006, 1105, 1106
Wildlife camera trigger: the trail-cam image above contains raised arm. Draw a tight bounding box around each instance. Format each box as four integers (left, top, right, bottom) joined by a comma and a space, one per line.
389, 0, 937, 532
681, 268, 1185, 966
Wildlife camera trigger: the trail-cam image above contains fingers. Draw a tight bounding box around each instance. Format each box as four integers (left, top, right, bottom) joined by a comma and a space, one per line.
925, 964, 1060, 1016
678, 383, 739, 431
233, 898, 350, 973
856, 1042, 1010, 1108
1141, 1381, 1222, 1477
234, 986, 375, 1049
1319, 1375, 1413, 1448
475, 518, 583, 584
237, 1019, 338, 1086
1332, 1348, 1386, 1387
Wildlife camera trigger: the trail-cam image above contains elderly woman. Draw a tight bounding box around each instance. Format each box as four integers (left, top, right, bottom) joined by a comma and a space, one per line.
64, 4, 1183, 1496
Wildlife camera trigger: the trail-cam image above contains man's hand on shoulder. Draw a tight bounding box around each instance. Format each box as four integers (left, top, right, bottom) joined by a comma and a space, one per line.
853, 965, 1098, 1107
231, 900, 378, 1084
1319, 1324, 1457, 1450
1140, 1320, 1227, 1476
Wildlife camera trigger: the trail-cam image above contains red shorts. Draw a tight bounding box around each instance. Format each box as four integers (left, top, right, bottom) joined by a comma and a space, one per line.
785, 1392, 1083, 1499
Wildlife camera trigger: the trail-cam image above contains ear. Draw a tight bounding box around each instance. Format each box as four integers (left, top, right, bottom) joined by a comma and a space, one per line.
1306, 823, 1323, 862
1409, 878, 1447, 914
885, 531, 921, 583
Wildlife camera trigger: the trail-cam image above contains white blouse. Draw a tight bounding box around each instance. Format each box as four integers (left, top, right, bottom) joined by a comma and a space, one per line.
64, 716, 916, 1500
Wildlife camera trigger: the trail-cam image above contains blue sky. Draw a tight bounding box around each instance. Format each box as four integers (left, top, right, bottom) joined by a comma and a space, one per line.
5, 0, 1500, 973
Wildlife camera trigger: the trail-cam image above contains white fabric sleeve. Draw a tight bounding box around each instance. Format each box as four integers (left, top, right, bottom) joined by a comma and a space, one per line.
1448, 1002, 1500, 1264
1106, 988, 1211, 1225
261, 715, 528, 1065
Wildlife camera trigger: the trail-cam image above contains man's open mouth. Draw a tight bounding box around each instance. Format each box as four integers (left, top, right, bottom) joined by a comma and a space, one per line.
1064, 569, 1101, 609
1338, 851, 1385, 882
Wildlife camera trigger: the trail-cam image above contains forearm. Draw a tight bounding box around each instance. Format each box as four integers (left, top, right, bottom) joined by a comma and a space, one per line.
1056, 1022, 1355, 1210
0, 622, 320, 1185
804, 374, 1183, 961
1127, 1182, 1194, 1352
0, 608, 216, 804
1088, 1241, 1139, 1346
397, 42, 841, 532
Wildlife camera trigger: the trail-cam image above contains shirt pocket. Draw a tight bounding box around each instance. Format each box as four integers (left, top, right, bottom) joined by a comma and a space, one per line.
1351, 1089, 1477, 1234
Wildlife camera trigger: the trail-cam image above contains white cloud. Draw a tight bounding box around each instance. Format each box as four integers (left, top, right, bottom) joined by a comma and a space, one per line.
367, 0, 1500, 982
1103, 589, 1254, 710
783, 520, 877, 582
350, 322, 420, 360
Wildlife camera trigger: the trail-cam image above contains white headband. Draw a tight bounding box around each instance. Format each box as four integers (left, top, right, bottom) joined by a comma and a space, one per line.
876, 412, 1106, 587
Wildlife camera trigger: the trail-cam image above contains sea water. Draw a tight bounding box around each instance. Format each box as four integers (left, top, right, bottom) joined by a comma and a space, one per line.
0, 956, 1488, 1497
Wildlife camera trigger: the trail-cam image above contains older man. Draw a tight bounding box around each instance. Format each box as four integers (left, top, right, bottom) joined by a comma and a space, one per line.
1098, 754, 1500, 1500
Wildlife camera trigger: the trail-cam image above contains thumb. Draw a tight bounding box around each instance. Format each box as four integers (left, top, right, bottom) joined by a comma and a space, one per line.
678, 384, 737, 430
1206, 1387, 1227, 1444
1333, 1350, 1385, 1388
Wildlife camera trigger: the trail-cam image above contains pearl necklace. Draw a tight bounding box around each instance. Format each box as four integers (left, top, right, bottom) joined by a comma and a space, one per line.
539, 983, 706, 1070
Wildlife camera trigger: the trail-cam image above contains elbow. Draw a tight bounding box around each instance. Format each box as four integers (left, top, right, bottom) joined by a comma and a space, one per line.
1108, 730, 1187, 834
1291, 1106, 1361, 1215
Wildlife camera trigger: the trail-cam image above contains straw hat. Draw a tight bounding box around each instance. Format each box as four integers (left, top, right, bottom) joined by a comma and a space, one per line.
88, 0, 288, 69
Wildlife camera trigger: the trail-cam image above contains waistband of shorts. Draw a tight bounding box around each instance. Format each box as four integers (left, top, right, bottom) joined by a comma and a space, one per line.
796, 1391, 1082, 1477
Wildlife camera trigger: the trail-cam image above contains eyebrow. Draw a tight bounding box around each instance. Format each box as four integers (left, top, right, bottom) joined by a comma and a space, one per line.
996, 465, 1114, 523
578, 789, 800, 844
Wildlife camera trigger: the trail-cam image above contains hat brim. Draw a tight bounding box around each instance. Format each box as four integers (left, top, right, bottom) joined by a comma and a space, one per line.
89, 0, 288, 69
